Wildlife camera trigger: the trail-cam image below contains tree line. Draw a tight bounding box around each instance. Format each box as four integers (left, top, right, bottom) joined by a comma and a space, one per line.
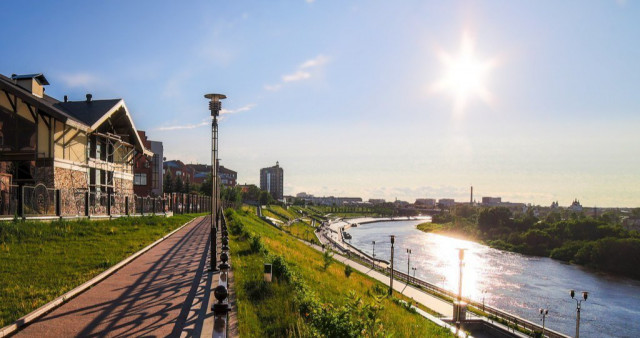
434, 206, 640, 280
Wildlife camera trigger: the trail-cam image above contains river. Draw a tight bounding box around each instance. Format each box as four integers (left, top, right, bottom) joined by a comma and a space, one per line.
346, 219, 640, 338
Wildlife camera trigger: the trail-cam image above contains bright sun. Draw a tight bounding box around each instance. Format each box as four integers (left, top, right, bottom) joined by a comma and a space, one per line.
432, 32, 495, 114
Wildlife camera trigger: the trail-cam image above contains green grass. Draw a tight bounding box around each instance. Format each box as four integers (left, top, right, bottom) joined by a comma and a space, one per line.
282, 221, 319, 245
0, 213, 204, 327
269, 205, 299, 220
228, 207, 452, 337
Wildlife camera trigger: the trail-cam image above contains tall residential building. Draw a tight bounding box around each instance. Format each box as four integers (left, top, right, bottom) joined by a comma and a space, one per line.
260, 161, 284, 200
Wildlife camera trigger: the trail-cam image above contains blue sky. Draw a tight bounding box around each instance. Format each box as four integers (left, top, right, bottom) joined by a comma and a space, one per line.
2, 1, 639, 207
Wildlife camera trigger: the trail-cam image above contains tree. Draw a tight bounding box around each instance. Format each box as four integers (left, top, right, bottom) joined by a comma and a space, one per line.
184, 177, 191, 193
174, 175, 184, 194
259, 190, 272, 206
200, 173, 212, 196
240, 184, 260, 202
164, 172, 174, 193
478, 207, 513, 233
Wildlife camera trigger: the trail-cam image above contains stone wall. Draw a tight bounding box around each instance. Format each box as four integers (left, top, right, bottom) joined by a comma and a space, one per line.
54, 167, 88, 216
33, 166, 54, 187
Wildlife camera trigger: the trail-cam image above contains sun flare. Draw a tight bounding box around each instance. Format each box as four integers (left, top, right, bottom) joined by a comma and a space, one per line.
432, 32, 495, 114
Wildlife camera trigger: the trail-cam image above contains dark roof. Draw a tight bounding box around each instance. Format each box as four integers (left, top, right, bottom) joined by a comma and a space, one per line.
194, 172, 208, 178
11, 73, 50, 85
219, 166, 236, 175
164, 160, 182, 168
0, 74, 80, 125
54, 99, 122, 126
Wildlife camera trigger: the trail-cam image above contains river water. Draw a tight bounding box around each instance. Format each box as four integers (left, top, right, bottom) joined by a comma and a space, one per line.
347, 219, 640, 338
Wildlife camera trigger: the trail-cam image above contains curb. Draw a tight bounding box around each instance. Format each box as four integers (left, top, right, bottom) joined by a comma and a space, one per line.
0, 216, 203, 338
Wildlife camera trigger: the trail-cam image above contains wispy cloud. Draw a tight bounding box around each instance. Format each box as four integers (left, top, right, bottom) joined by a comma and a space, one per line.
299, 55, 328, 69
264, 84, 282, 91
264, 54, 328, 91
156, 104, 255, 130
156, 119, 209, 131
221, 103, 256, 115
282, 71, 311, 83
58, 72, 100, 88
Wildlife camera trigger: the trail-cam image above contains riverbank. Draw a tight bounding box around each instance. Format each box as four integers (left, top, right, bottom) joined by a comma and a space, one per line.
415, 213, 640, 281
347, 218, 640, 337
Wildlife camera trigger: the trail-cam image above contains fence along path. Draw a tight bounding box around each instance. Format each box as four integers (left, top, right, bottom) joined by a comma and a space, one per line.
0, 182, 211, 220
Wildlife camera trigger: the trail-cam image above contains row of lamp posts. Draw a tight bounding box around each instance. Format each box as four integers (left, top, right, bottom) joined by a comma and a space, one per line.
375, 236, 589, 338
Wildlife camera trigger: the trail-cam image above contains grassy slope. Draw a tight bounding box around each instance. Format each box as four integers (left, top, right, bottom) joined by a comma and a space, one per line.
230, 207, 451, 337
0, 214, 202, 327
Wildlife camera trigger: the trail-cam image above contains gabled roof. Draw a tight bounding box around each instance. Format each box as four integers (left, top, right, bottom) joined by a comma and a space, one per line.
54, 99, 122, 126
54, 99, 151, 157
1, 73, 151, 156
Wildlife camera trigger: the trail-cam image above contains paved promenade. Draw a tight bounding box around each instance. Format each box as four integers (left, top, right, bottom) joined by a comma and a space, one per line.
15, 216, 214, 338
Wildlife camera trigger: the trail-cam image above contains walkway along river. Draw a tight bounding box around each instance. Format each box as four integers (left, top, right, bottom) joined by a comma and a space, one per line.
347, 219, 640, 338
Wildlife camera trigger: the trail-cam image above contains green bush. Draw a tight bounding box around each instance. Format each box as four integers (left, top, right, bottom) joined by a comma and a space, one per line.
249, 234, 266, 253
322, 249, 334, 270
344, 265, 353, 278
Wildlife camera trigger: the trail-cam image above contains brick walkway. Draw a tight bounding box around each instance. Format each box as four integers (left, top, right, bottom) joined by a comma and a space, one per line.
15, 216, 212, 338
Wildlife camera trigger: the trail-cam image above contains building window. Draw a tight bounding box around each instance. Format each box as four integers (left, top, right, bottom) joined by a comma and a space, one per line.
134, 173, 147, 186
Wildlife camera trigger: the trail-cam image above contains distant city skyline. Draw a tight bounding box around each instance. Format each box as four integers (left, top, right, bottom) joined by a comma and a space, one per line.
2, 1, 639, 207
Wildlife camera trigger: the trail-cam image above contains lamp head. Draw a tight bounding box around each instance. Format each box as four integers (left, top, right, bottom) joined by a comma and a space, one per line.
390, 235, 395, 244
204, 93, 226, 116
457, 248, 467, 261
570, 289, 575, 299
204, 93, 227, 102
582, 291, 588, 301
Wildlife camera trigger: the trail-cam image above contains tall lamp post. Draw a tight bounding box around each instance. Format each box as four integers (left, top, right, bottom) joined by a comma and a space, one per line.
539, 308, 549, 338
389, 235, 395, 296
455, 248, 467, 335
406, 248, 412, 282
570, 290, 588, 338
411, 267, 417, 285
372, 240, 376, 270
205, 93, 226, 272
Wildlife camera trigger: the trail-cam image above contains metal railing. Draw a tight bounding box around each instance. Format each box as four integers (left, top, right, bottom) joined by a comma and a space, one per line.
213, 207, 231, 338
0, 182, 19, 217
0, 183, 212, 221
22, 184, 57, 217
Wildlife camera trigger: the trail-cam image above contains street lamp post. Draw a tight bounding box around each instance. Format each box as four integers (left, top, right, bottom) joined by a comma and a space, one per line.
406, 248, 412, 283
205, 93, 226, 272
455, 248, 467, 335
411, 267, 417, 285
482, 289, 487, 312
372, 240, 376, 270
539, 308, 549, 338
570, 290, 588, 338
389, 235, 395, 296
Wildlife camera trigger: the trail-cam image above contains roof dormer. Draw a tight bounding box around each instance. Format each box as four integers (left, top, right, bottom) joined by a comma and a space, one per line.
11, 73, 50, 98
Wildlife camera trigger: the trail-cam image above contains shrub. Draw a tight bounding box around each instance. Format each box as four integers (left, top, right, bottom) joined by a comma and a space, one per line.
344, 265, 353, 278
322, 249, 334, 270
271, 255, 292, 282
250, 234, 266, 254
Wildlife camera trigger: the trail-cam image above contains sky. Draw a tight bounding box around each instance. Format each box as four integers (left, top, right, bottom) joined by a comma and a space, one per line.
2, 1, 639, 207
